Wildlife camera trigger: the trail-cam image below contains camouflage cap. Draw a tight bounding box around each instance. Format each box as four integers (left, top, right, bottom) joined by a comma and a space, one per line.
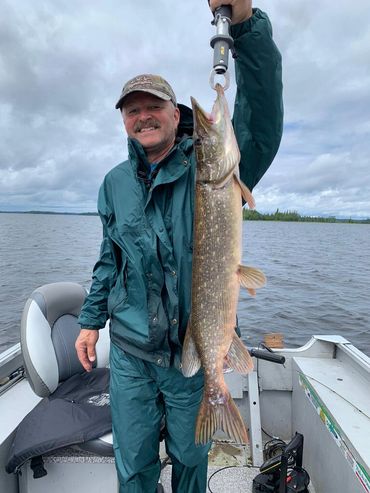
115, 74, 177, 110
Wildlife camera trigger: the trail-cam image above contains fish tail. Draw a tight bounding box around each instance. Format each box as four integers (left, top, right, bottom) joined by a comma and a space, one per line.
195, 390, 248, 445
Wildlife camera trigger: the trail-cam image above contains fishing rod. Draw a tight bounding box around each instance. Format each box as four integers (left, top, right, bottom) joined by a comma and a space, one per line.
209, 4, 236, 91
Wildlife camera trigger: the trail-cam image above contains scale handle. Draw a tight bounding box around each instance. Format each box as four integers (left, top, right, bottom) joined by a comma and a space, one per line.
249, 348, 286, 365
210, 5, 234, 75
214, 5, 232, 18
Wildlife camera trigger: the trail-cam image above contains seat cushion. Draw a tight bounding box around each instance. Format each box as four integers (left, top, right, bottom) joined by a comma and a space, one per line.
6, 368, 111, 473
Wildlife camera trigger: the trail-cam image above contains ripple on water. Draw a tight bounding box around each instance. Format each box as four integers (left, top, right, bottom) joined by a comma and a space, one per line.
1, 216, 369, 355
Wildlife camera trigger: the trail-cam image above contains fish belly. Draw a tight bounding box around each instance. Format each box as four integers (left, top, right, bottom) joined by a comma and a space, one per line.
191, 176, 242, 361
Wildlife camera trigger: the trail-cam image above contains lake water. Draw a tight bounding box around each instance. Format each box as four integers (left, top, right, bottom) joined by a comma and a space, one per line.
0, 213, 369, 355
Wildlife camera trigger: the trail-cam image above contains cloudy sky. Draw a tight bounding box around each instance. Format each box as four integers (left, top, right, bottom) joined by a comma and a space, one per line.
1, 0, 370, 218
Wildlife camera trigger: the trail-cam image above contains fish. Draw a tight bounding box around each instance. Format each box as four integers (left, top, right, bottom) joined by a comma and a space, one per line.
181, 84, 266, 445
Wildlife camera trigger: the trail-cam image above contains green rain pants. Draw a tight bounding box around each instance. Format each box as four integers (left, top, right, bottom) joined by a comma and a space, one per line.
110, 343, 211, 493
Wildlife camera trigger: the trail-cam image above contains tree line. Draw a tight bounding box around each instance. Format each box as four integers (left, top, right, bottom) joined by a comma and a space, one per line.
243, 209, 370, 224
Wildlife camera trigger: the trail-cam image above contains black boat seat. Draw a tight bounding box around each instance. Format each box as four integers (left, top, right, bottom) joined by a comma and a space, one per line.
20, 282, 113, 457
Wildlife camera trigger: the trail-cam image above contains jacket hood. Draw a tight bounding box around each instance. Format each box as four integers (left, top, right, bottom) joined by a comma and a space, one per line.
177, 103, 193, 139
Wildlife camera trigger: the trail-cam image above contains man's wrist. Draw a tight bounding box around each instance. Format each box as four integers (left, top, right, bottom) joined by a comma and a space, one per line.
243, 6, 253, 22
230, 8, 261, 38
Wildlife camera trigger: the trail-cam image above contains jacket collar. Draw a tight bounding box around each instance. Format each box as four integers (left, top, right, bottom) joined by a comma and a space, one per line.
128, 136, 192, 189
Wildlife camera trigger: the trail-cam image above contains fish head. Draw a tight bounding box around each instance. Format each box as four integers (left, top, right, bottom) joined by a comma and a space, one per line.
191, 84, 239, 184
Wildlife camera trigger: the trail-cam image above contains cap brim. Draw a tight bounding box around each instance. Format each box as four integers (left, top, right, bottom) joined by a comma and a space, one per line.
115, 89, 172, 110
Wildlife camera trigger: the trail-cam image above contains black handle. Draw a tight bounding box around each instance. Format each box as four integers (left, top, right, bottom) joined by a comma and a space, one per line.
279, 433, 304, 493
284, 432, 303, 456
249, 348, 286, 365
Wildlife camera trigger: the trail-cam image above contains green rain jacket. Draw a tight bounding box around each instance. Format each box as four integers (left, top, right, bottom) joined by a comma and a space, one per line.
78, 9, 283, 368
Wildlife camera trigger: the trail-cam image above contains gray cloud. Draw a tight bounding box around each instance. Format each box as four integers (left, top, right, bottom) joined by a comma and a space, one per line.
256, 0, 370, 217
1, 0, 369, 217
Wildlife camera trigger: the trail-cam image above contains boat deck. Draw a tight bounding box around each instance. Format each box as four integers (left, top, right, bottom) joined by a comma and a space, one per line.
31, 439, 316, 492
162, 464, 258, 493
165, 437, 316, 492
161, 440, 318, 492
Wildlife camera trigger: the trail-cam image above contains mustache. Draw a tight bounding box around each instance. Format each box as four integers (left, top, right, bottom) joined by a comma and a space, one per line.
134, 119, 161, 132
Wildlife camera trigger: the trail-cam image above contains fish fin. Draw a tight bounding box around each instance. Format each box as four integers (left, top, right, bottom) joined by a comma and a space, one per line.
238, 265, 266, 296
233, 174, 255, 209
181, 323, 201, 377
225, 148, 241, 180
225, 333, 254, 374
195, 390, 249, 445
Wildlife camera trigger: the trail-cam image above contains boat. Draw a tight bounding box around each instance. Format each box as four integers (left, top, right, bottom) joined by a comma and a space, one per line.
0, 282, 369, 493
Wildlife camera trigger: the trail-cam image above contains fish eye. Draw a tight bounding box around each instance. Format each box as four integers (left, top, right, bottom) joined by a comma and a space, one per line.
194, 138, 202, 146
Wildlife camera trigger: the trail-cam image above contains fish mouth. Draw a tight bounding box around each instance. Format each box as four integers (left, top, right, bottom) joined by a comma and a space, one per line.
191, 84, 227, 133
212, 84, 228, 123
191, 96, 214, 132
191, 84, 240, 184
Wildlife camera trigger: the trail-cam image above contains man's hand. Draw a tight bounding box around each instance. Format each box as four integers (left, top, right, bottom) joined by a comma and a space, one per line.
75, 329, 100, 372
209, 0, 253, 25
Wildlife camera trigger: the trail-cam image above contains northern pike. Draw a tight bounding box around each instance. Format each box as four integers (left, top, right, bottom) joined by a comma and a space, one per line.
181, 84, 266, 445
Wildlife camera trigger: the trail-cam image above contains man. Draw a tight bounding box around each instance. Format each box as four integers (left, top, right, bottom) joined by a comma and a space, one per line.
76, 1, 283, 491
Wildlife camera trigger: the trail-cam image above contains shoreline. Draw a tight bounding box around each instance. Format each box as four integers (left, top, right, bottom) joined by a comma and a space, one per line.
1, 210, 369, 224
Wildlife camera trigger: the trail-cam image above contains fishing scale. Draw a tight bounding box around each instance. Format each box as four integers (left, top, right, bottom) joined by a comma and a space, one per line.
209, 4, 236, 90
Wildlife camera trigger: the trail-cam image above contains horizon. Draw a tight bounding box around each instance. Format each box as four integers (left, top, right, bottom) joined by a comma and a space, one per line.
1, 1, 370, 217
1, 208, 369, 222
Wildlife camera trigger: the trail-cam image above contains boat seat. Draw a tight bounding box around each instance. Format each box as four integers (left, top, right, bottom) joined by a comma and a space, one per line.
20, 282, 113, 458
21, 282, 110, 393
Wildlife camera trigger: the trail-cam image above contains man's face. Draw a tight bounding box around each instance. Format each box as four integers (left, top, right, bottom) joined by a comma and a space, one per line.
121, 92, 180, 157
